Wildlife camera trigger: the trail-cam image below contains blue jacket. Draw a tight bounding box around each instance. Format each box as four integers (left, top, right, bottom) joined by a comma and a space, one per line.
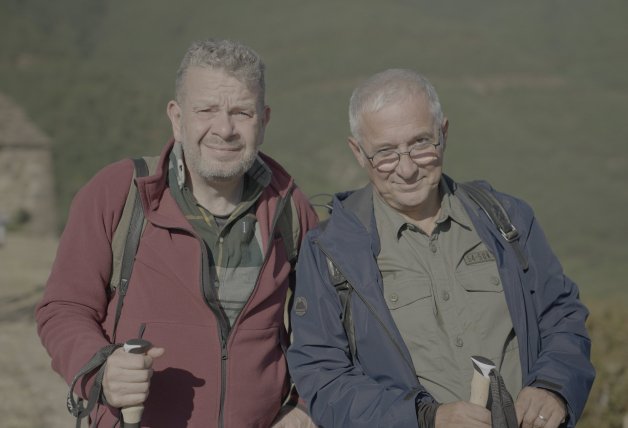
287, 178, 594, 427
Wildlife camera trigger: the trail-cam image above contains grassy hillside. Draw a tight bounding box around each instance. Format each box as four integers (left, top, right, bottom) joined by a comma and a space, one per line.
1, 0, 627, 301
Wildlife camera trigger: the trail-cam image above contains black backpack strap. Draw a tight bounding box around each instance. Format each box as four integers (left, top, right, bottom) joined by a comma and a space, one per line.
458, 182, 529, 271
488, 369, 519, 428
112, 158, 149, 343
68, 158, 151, 427
326, 257, 357, 362
318, 219, 357, 362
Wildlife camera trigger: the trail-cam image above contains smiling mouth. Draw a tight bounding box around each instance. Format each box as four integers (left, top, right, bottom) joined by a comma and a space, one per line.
202, 143, 242, 152
394, 176, 423, 186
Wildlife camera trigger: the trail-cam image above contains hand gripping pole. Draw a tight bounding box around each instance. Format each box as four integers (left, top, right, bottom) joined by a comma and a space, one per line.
121, 339, 152, 428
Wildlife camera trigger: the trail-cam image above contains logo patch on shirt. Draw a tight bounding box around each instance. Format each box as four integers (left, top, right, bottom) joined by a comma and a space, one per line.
294, 297, 308, 316
463, 250, 495, 265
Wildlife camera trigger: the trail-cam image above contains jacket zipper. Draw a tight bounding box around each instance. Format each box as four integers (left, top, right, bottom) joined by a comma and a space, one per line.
199, 240, 230, 428
201, 188, 294, 428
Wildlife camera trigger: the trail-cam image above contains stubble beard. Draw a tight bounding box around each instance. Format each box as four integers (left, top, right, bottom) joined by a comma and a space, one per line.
184, 139, 259, 181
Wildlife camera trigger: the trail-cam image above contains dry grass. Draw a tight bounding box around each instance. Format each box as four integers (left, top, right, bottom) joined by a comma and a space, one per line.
0, 233, 73, 428
580, 299, 628, 427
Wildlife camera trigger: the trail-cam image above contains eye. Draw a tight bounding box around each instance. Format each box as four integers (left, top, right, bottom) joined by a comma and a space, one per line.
195, 106, 219, 114
232, 110, 254, 119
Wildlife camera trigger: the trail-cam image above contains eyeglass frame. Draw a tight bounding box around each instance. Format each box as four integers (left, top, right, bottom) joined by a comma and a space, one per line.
358, 130, 444, 172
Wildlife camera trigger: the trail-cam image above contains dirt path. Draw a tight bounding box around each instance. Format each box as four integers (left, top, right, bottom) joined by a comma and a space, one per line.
0, 233, 74, 428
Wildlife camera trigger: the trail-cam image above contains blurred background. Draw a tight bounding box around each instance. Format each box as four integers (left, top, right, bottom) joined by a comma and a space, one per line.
0, 0, 626, 426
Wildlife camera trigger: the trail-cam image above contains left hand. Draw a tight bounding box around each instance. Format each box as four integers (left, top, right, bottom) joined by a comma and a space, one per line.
516, 386, 567, 428
271, 405, 317, 428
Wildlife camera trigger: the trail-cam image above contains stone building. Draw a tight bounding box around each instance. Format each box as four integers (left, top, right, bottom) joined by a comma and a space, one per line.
0, 92, 56, 235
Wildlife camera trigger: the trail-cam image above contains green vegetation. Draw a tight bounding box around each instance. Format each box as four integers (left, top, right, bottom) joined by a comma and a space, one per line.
2, 1, 626, 424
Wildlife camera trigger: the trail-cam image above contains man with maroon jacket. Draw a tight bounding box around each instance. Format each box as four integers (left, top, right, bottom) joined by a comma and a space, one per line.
36, 38, 318, 427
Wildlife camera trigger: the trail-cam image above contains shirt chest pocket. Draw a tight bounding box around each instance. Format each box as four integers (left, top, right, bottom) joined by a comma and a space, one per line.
383, 275, 433, 310
455, 264, 504, 293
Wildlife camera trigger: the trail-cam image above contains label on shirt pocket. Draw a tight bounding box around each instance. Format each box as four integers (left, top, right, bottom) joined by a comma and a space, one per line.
463, 249, 495, 266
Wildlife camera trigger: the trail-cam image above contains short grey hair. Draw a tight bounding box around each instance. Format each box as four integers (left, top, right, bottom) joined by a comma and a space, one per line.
349, 69, 444, 140
175, 38, 266, 105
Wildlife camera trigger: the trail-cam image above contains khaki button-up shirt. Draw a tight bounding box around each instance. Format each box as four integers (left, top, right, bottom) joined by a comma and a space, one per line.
374, 180, 522, 403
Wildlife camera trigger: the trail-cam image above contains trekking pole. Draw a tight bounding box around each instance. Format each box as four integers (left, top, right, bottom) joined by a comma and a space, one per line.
121, 338, 152, 428
469, 356, 495, 407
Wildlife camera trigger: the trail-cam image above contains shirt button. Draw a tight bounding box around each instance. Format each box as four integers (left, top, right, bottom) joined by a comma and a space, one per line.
455, 336, 464, 347
491, 276, 501, 286
390, 293, 399, 303
442, 291, 450, 301
429, 242, 437, 253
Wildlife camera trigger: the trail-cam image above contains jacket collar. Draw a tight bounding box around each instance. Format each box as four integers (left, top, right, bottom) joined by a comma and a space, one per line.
133, 139, 296, 236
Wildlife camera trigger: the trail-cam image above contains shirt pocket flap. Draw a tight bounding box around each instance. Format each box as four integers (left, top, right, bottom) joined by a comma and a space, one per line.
456, 269, 503, 293
385, 278, 432, 310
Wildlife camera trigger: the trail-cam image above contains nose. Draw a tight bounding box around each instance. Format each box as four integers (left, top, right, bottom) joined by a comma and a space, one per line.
395, 152, 419, 178
211, 111, 236, 140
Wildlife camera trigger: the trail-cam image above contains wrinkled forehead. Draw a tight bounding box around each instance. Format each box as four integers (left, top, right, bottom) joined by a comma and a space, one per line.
179, 66, 264, 105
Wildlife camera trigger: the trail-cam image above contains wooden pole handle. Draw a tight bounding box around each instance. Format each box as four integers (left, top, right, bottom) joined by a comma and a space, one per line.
469, 369, 491, 406
469, 355, 494, 408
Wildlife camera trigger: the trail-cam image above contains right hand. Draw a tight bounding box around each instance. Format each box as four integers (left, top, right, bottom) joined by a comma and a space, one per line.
435, 401, 491, 428
102, 346, 165, 408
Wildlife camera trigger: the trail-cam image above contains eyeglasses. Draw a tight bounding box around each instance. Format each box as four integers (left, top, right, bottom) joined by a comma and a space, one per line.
360, 136, 442, 173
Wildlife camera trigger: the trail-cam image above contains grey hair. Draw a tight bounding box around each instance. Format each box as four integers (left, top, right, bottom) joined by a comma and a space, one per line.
175, 38, 266, 105
349, 69, 444, 140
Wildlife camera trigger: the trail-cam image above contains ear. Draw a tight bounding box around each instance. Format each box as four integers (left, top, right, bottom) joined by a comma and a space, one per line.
441, 117, 449, 151
255, 105, 271, 148
348, 136, 367, 168
261, 105, 271, 127
167, 100, 183, 142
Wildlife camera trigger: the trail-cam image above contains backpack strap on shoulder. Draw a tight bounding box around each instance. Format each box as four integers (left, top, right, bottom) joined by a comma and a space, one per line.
111, 158, 150, 343
319, 219, 357, 362
68, 157, 156, 426
327, 257, 357, 362
275, 188, 300, 265
458, 181, 529, 271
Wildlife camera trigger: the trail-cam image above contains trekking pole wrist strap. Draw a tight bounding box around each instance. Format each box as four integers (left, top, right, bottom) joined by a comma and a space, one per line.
67, 344, 123, 422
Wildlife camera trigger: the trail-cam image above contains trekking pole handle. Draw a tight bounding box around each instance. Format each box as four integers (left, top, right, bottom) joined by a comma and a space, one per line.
121, 339, 152, 428
469, 356, 495, 407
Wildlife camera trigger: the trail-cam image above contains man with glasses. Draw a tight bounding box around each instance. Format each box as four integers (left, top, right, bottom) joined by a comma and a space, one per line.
286, 69, 593, 428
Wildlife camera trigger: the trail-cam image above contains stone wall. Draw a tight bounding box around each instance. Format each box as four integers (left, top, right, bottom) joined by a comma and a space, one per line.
0, 93, 56, 235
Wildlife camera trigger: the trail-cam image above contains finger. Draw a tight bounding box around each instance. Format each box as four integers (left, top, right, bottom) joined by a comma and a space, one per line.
104, 378, 151, 407
536, 401, 565, 428
143, 347, 165, 368
110, 351, 149, 370
515, 392, 532, 426
515, 400, 526, 426
147, 346, 165, 358
532, 414, 548, 428
117, 367, 153, 383
115, 391, 151, 407
522, 405, 544, 428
